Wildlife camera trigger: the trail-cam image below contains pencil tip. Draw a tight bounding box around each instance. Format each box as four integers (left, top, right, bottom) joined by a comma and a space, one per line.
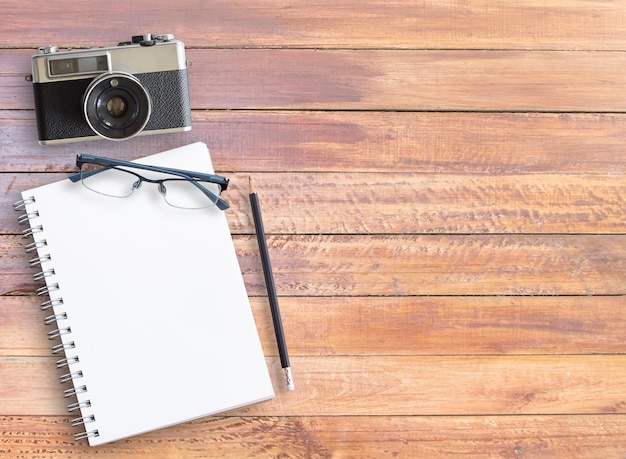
248, 176, 253, 194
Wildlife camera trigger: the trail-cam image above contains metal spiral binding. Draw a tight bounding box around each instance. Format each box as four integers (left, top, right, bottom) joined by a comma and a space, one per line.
37, 283, 59, 296
71, 415, 95, 427
18, 211, 39, 224
56, 356, 79, 368
48, 327, 72, 339
15, 197, 98, 443
44, 312, 67, 325
29, 254, 52, 266
13, 197, 35, 210
41, 298, 64, 311
64, 385, 87, 398
68, 400, 92, 412
59, 370, 83, 384
26, 240, 48, 252
34, 268, 56, 281
75, 430, 100, 441
22, 225, 44, 238
51, 341, 75, 354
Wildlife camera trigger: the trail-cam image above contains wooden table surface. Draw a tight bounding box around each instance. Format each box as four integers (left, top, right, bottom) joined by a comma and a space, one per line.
2, 1, 626, 457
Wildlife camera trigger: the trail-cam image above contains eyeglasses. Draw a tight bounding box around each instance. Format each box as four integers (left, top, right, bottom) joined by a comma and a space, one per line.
69, 154, 230, 210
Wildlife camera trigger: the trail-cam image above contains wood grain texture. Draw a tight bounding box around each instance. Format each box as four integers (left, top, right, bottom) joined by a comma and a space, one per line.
185, 49, 626, 111
2, 415, 626, 459
1, 0, 626, 50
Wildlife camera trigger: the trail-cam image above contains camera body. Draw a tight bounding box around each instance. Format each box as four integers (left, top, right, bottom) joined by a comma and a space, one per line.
31, 34, 192, 145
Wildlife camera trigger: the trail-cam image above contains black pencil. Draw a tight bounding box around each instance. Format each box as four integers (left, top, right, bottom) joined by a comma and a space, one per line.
248, 177, 294, 391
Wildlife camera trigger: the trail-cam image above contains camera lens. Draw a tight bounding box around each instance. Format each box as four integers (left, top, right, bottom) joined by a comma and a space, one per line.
106, 96, 127, 117
83, 72, 151, 140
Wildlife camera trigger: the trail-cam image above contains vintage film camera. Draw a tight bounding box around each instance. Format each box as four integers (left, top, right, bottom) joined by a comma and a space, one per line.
30, 34, 192, 145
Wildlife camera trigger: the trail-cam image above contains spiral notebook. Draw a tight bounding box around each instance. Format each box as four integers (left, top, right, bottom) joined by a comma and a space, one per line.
15, 142, 274, 446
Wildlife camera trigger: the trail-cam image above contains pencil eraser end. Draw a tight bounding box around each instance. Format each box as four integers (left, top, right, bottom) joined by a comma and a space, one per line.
284, 367, 295, 391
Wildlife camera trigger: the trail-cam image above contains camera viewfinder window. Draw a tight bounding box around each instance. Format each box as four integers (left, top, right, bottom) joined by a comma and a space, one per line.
49, 56, 108, 76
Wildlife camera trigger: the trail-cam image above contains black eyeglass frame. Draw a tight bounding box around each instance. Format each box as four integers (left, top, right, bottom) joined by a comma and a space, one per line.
69, 154, 230, 210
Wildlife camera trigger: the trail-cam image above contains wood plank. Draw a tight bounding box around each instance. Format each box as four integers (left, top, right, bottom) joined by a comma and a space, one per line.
4, 355, 626, 416
3, 49, 626, 111
4, 295, 626, 357
4, 171, 626, 235
225, 172, 626, 235
235, 234, 626, 296
1, 0, 625, 50
2, 111, 626, 174
2, 414, 626, 458
186, 49, 626, 111
3, 234, 625, 296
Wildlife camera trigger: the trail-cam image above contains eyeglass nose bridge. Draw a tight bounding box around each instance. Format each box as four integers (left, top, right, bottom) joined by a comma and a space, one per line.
131, 174, 192, 202
129, 174, 165, 194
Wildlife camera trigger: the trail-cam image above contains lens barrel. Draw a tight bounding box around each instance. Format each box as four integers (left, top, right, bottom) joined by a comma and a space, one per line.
83, 72, 151, 140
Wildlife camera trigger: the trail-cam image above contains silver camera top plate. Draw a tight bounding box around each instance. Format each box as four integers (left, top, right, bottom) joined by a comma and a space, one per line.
31, 35, 187, 84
